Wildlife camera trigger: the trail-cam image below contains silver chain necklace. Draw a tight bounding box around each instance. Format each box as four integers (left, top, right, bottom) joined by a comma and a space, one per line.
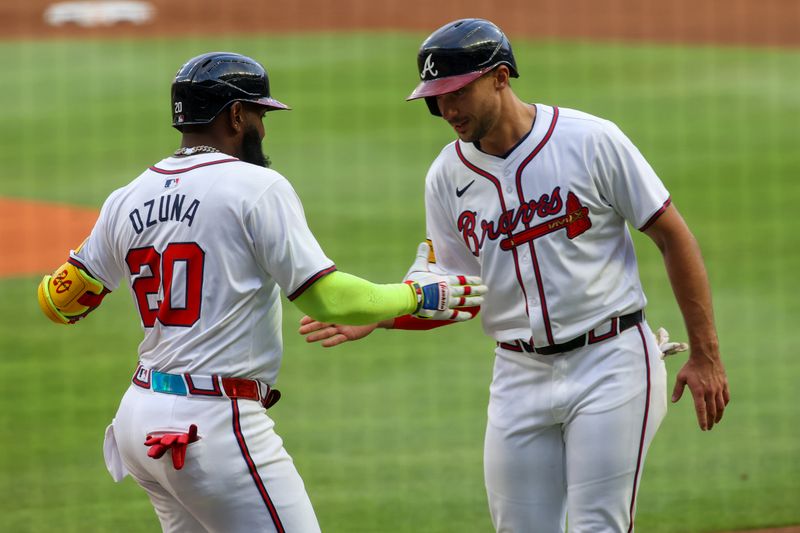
173, 145, 220, 156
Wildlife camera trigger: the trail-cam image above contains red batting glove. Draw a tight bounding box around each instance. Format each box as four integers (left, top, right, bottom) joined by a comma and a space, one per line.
144, 424, 199, 470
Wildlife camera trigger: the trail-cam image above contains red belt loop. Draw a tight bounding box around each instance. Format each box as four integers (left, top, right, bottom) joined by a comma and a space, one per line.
588, 317, 618, 344
221, 377, 259, 400
263, 387, 282, 409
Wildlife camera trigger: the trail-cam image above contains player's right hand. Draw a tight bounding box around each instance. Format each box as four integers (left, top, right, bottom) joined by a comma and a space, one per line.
299, 315, 380, 348
405, 242, 487, 321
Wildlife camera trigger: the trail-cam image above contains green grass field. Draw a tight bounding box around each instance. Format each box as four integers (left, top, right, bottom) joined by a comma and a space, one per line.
1, 33, 799, 532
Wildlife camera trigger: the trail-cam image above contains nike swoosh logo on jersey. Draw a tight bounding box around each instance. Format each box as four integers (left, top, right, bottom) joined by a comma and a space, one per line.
456, 180, 475, 197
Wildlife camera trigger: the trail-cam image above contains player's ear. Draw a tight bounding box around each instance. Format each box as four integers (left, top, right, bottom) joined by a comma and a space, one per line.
493, 65, 510, 90
228, 101, 245, 133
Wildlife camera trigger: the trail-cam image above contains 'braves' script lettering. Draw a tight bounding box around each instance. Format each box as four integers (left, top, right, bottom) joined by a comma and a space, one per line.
458, 187, 591, 256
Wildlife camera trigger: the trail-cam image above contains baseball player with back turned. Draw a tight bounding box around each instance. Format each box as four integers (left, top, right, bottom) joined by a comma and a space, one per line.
299, 19, 730, 532
35, 52, 486, 532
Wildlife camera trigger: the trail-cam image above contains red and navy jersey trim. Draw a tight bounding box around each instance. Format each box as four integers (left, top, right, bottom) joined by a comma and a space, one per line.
514, 106, 559, 344
455, 142, 533, 320
231, 399, 285, 532
454, 142, 503, 186
67, 256, 105, 286
454, 107, 561, 341
67, 257, 89, 271
287, 265, 337, 301
150, 158, 239, 175
627, 324, 653, 533
638, 197, 672, 232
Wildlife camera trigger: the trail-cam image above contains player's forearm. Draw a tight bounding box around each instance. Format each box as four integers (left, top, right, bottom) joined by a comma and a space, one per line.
293, 271, 417, 325
646, 213, 720, 358
662, 240, 719, 353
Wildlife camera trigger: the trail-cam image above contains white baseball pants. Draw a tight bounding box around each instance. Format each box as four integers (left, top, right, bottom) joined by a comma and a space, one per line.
484, 322, 667, 532
106, 385, 320, 532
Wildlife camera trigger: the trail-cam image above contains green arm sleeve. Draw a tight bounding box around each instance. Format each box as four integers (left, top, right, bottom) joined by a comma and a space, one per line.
293, 271, 417, 325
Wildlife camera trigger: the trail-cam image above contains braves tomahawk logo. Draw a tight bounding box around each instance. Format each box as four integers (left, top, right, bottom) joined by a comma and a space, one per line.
457, 187, 592, 256
421, 54, 438, 79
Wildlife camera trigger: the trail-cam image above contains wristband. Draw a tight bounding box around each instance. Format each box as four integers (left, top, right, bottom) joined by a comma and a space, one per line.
405, 280, 423, 314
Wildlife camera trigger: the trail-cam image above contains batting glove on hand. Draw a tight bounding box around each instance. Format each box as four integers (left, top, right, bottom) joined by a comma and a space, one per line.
405, 242, 487, 321
654, 327, 689, 359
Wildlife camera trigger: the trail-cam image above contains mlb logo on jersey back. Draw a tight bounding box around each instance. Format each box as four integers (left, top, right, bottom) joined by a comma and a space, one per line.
164, 178, 180, 189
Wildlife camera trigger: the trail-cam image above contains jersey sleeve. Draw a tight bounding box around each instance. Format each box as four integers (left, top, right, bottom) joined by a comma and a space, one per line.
424, 165, 481, 277
246, 178, 335, 299
70, 189, 127, 291
592, 121, 671, 231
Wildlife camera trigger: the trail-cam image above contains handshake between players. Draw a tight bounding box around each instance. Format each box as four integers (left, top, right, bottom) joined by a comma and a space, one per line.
405, 242, 485, 322
300, 241, 482, 346
300, 241, 689, 359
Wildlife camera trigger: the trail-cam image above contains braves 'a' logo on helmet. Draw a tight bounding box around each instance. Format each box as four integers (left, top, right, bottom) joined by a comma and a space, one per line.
420, 54, 438, 79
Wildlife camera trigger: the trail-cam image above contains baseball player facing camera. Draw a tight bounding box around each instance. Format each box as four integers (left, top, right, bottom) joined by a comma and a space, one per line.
300, 19, 729, 532
36, 52, 486, 532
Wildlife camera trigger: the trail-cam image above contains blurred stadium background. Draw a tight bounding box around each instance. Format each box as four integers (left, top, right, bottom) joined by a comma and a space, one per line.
0, 1, 798, 531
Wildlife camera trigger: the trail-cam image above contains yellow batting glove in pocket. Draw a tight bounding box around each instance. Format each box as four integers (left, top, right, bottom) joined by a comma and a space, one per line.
37, 261, 109, 324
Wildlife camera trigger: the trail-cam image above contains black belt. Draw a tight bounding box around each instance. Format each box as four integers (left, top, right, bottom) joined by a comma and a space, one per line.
497, 310, 643, 356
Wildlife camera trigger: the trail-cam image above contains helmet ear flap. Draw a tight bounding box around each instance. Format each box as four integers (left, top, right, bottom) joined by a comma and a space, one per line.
425, 97, 441, 116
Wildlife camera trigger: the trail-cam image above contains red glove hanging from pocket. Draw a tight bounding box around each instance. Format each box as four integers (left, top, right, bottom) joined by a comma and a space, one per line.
144, 424, 200, 470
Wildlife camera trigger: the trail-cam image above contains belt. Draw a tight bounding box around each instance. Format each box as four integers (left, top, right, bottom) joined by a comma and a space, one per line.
497, 310, 643, 356
131, 364, 281, 409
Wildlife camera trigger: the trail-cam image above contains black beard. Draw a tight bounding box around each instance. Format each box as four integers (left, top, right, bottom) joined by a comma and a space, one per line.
240, 127, 271, 168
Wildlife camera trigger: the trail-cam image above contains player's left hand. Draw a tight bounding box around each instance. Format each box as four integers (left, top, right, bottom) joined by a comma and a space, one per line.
405, 242, 486, 321
671, 348, 730, 431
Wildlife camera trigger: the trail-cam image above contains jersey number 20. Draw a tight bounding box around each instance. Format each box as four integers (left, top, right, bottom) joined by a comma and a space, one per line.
125, 242, 205, 327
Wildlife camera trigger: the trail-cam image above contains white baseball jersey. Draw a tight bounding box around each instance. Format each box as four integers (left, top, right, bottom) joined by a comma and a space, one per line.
425, 104, 670, 347
72, 152, 335, 384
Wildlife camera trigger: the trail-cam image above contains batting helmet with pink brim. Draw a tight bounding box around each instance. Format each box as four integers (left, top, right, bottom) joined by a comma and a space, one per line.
407, 18, 519, 116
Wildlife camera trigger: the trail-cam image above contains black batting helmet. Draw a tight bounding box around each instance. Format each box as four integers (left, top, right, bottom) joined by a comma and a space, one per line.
171, 52, 289, 130
406, 19, 519, 116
